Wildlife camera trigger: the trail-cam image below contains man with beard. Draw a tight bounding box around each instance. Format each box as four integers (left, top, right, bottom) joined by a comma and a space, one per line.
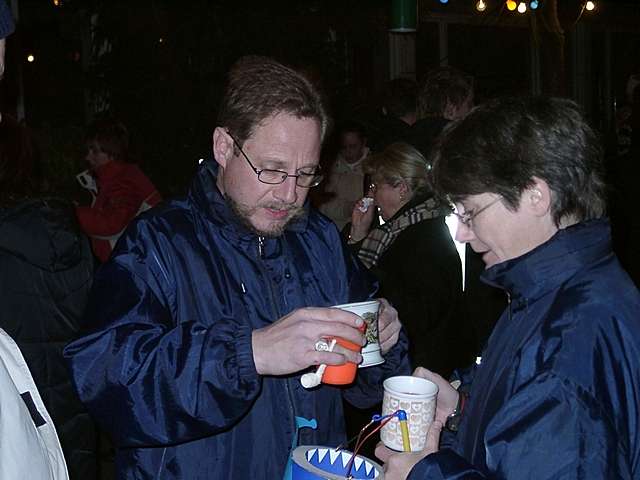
64, 56, 409, 480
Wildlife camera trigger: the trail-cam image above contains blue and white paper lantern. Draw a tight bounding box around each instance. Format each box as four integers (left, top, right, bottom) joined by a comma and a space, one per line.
291, 446, 384, 479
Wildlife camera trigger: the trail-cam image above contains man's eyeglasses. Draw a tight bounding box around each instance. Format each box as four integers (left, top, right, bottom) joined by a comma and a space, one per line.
453, 195, 502, 227
227, 132, 323, 188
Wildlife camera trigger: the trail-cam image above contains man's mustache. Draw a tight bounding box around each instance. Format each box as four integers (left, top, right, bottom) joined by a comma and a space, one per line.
261, 203, 299, 212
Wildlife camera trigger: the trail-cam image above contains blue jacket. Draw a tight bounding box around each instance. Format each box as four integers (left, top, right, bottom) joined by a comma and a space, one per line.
410, 219, 640, 479
64, 161, 410, 479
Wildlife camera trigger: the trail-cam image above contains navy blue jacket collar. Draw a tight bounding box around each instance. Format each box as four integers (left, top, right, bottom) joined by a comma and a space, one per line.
482, 218, 612, 303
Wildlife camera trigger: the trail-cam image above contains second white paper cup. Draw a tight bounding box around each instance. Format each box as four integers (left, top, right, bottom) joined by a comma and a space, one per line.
380, 376, 438, 452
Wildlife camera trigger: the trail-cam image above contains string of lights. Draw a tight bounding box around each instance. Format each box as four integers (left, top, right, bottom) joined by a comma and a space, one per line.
434, 0, 598, 15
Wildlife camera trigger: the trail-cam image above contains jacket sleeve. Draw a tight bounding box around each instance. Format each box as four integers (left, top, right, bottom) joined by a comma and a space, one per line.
438, 363, 477, 450
75, 179, 150, 237
64, 257, 262, 448
408, 371, 630, 479
0, 0, 14, 39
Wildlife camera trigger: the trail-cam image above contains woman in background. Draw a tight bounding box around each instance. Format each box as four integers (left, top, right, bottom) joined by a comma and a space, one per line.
349, 142, 475, 376
75, 116, 162, 262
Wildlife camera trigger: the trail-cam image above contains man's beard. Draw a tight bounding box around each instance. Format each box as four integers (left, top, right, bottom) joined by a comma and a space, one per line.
225, 194, 305, 238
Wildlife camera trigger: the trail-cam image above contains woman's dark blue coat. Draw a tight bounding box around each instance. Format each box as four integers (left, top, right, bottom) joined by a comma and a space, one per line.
64, 161, 410, 479
409, 219, 640, 479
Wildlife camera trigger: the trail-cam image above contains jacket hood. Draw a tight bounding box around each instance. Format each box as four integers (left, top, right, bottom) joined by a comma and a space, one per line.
0, 198, 88, 271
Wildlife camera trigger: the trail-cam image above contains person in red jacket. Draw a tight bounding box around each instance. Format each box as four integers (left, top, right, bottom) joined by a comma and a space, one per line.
75, 117, 161, 262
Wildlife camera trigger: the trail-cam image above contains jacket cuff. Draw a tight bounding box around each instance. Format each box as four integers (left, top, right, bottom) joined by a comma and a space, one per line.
408, 448, 486, 480
234, 325, 259, 380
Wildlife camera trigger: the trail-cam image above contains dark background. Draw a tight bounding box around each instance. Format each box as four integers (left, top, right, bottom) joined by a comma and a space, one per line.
1, 0, 639, 197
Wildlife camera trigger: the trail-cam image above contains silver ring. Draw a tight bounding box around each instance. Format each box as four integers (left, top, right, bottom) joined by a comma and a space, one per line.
314, 339, 330, 352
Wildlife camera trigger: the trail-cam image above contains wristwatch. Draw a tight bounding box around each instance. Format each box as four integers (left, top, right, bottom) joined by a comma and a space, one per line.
445, 388, 468, 432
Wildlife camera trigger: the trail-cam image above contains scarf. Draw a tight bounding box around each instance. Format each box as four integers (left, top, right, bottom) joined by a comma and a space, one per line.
357, 196, 451, 268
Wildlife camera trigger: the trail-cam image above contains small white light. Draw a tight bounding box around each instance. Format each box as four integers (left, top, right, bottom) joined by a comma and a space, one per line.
198, 158, 204, 164
585, 1, 595, 11
517, 1, 527, 13
476, 0, 487, 11
27, 54, 35, 63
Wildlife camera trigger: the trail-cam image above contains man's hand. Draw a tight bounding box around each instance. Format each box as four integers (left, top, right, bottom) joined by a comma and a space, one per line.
413, 367, 459, 423
377, 298, 401, 355
251, 307, 365, 376
375, 421, 443, 479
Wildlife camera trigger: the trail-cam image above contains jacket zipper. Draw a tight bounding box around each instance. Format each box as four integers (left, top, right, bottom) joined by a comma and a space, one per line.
507, 291, 512, 321
256, 235, 297, 445
258, 236, 265, 258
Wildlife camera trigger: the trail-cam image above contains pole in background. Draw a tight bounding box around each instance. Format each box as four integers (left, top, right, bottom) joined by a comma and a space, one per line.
390, 0, 417, 33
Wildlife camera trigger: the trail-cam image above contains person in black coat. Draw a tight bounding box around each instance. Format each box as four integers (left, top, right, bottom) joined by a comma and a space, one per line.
0, 115, 98, 479
348, 142, 476, 377
342, 142, 474, 458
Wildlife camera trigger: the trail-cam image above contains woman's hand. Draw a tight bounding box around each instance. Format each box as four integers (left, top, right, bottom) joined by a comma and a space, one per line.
377, 298, 401, 355
374, 420, 443, 479
349, 194, 376, 243
412, 367, 459, 423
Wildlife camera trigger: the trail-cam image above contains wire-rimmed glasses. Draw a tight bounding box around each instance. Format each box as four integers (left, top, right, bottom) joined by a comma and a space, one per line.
227, 132, 323, 188
453, 195, 503, 227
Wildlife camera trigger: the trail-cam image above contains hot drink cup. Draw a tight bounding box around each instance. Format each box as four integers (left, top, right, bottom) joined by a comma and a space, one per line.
321, 300, 381, 385
380, 375, 438, 452
352, 300, 385, 368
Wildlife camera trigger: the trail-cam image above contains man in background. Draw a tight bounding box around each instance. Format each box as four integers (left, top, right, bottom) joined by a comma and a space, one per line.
370, 77, 418, 153
403, 66, 474, 159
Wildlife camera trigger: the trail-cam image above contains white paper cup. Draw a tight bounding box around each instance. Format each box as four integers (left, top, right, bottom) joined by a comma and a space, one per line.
333, 300, 384, 368
380, 376, 438, 452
